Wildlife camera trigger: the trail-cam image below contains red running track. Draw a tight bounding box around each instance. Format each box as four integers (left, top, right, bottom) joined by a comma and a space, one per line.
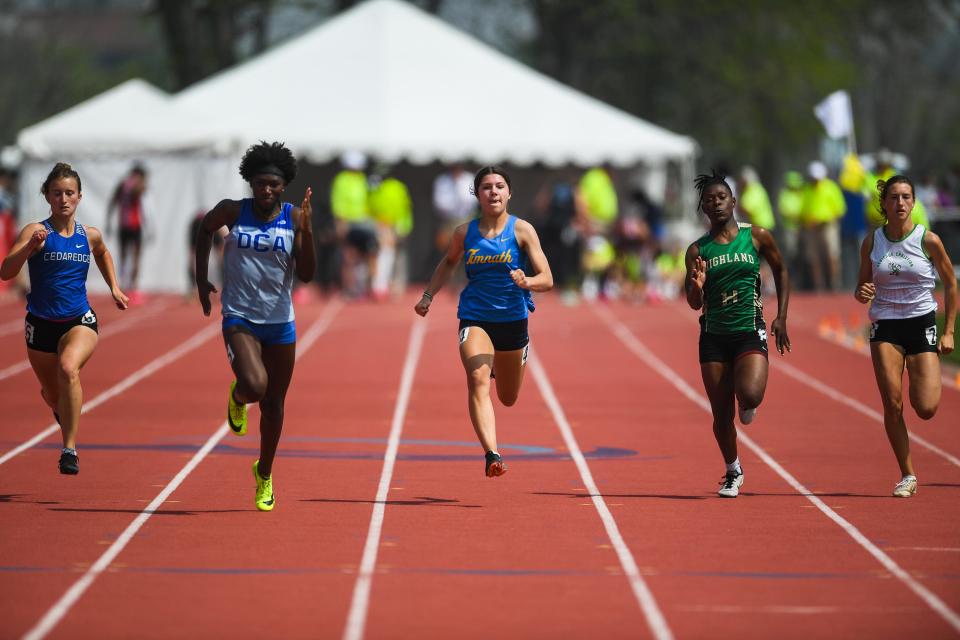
0, 292, 958, 639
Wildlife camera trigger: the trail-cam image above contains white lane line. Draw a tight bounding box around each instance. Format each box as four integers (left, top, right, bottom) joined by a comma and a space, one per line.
594, 305, 960, 634
0, 299, 171, 382
22, 300, 343, 640
343, 316, 427, 640
674, 305, 960, 468
529, 351, 674, 640
772, 359, 960, 468
0, 322, 221, 467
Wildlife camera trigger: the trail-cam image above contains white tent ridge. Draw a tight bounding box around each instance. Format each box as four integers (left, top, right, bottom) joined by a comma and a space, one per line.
174, 0, 697, 167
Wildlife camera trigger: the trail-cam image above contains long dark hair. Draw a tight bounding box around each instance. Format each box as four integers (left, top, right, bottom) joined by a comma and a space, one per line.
41, 162, 82, 195
876, 174, 915, 221
472, 165, 512, 198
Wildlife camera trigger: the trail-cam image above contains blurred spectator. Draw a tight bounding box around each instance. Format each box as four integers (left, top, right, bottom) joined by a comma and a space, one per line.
736, 167, 775, 230
368, 164, 413, 300
106, 163, 148, 302
839, 154, 868, 289
801, 161, 845, 291
776, 170, 805, 277
331, 151, 377, 298
535, 176, 585, 304
578, 165, 618, 299
431, 163, 474, 292
432, 163, 475, 249
0, 168, 17, 295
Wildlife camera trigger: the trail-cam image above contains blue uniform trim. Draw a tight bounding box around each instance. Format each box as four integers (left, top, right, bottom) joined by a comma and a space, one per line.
222, 315, 296, 346
457, 215, 534, 322
26, 220, 92, 320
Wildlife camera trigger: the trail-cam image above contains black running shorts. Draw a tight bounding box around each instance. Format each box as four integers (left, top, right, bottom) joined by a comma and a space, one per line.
699, 322, 768, 364
458, 318, 529, 352
25, 309, 99, 353
870, 310, 938, 355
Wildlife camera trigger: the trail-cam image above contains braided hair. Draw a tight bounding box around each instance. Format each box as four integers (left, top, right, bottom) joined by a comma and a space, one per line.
694, 169, 732, 212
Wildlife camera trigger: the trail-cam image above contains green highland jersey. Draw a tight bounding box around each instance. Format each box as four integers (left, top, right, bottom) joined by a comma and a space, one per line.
696, 224, 763, 334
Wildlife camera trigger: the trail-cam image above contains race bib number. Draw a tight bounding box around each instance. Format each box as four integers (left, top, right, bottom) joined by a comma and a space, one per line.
25, 321, 35, 345
81, 310, 97, 325
925, 325, 937, 346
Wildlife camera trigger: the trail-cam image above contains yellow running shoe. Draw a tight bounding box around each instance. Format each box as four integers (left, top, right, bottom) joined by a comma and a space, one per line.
227, 380, 247, 436
252, 460, 275, 511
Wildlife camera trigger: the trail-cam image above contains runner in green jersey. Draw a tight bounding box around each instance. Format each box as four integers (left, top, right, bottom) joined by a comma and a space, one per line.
685, 170, 791, 498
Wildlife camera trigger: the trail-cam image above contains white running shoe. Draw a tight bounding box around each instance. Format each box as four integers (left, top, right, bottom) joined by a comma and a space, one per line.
892, 476, 917, 498
738, 404, 757, 425
718, 471, 744, 498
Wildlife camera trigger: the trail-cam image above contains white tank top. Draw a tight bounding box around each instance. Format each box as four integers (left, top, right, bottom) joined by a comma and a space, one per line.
221, 199, 296, 324
869, 224, 937, 321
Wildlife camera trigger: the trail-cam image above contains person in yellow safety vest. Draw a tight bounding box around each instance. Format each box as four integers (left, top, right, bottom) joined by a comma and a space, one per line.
578, 166, 618, 233
865, 150, 929, 228
737, 166, 775, 229
801, 161, 846, 291
368, 169, 413, 299
578, 166, 618, 298
777, 170, 805, 272
331, 151, 376, 297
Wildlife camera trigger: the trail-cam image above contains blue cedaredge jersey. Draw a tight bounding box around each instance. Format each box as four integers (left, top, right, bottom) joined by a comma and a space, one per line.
27, 220, 92, 320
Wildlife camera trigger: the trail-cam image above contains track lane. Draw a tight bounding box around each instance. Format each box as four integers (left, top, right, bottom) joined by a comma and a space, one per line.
594, 297, 960, 636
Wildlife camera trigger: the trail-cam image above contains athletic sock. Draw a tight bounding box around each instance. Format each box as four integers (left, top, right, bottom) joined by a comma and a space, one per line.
725, 458, 741, 475
902, 474, 917, 481
61, 447, 77, 456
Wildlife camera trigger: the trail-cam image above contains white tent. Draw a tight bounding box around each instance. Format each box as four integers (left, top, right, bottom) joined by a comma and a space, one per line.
175, 0, 696, 168
16, 79, 240, 294
16, 0, 697, 293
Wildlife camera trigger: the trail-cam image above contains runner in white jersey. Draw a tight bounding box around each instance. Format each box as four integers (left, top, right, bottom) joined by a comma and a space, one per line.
195, 142, 316, 511
855, 175, 956, 498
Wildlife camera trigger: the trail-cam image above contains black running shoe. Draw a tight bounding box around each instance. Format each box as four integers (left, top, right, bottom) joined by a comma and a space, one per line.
59, 450, 79, 475
484, 451, 507, 478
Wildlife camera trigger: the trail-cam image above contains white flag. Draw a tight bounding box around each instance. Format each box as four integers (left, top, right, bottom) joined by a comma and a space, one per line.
814, 90, 853, 139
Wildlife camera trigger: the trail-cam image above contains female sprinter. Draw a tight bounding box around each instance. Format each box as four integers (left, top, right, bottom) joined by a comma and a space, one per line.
195, 142, 316, 511
685, 170, 791, 498
0, 163, 128, 474
855, 175, 956, 497
415, 166, 553, 477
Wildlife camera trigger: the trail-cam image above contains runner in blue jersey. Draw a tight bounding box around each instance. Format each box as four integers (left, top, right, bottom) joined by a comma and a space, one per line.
415, 166, 553, 477
1, 163, 128, 475
195, 142, 316, 511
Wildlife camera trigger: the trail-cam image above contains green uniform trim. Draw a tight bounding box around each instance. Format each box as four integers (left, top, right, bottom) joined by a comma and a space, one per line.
697, 224, 763, 334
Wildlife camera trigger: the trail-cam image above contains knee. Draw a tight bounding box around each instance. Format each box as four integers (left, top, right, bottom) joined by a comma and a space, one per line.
881, 395, 904, 416
238, 373, 268, 402
498, 391, 518, 407
466, 368, 491, 393
259, 397, 284, 420
738, 388, 764, 410
914, 403, 938, 421
57, 361, 80, 384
